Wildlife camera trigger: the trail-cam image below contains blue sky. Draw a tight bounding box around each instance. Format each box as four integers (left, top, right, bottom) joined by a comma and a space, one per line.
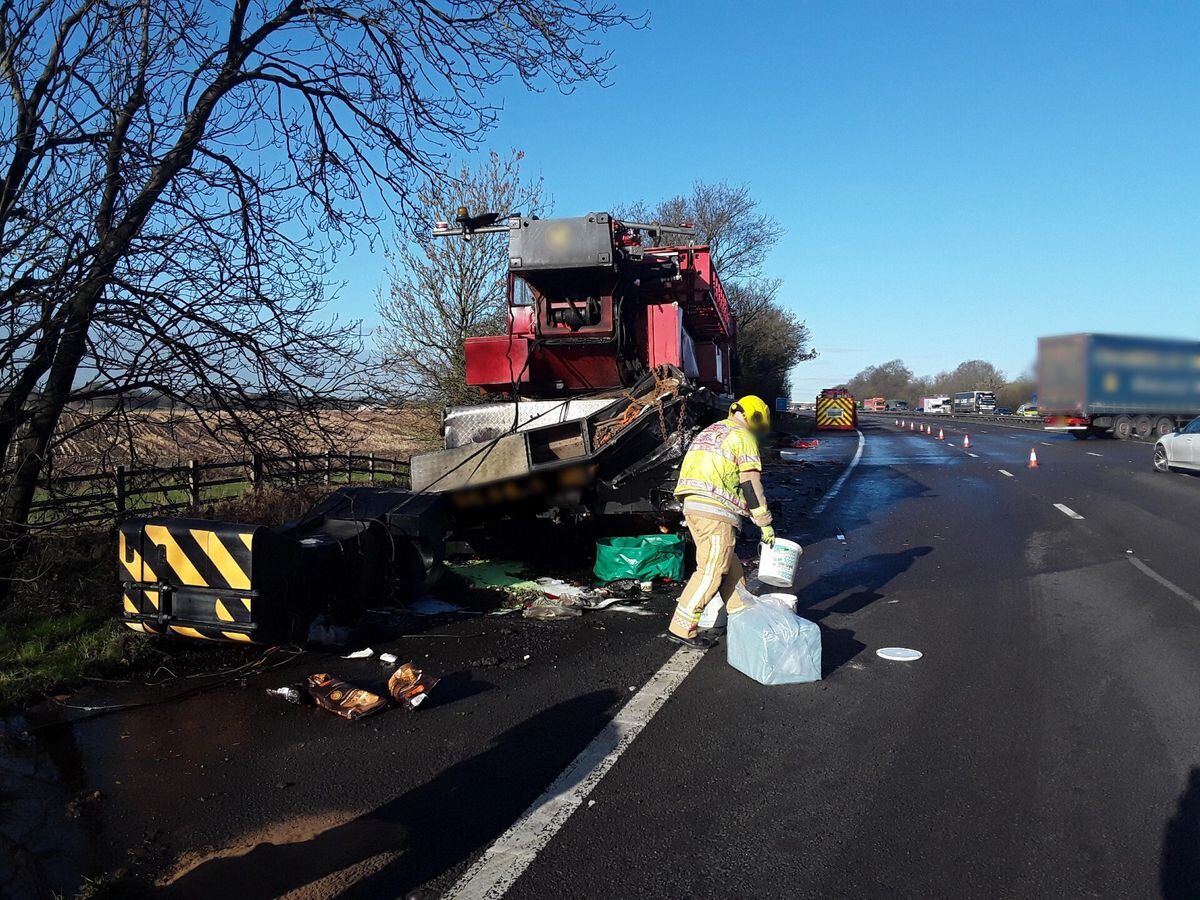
334, 1, 1200, 396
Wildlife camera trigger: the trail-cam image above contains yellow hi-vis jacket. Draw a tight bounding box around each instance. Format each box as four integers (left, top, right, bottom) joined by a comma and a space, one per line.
674, 418, 762, 522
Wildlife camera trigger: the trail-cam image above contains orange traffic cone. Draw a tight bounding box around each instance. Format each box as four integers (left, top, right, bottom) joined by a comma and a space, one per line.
963, 434, 971, 449
938, 427, 945, 440
1028, 447, 1039, 468
909, 421, 915, 431
894, 419, 899, 427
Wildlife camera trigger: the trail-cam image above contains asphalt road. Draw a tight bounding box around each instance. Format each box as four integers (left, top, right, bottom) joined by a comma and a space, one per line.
6, 420, 1200, 898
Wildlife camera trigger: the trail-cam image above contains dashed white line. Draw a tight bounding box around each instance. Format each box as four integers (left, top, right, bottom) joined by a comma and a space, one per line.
1128, 556, 1200, 616
1053, 503, 1085, 520
998, 469, 1014, 477
1040, 442, 1053, 447
967, 452, 979, 458
1086, 452, 1102, 457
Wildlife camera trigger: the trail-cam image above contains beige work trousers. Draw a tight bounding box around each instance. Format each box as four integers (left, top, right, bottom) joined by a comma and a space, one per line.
669, 513, 747, 640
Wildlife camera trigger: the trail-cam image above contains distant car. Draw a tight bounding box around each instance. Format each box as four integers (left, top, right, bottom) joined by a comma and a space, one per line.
1154, 417, 1200, 473
914, 406, 924, 413
1017, 404, 1040, 418
995, 407, 1012, 416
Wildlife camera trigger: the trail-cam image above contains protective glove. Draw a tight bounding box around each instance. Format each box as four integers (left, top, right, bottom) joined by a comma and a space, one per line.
749, 505, 773, 528
759, 524, 776, 547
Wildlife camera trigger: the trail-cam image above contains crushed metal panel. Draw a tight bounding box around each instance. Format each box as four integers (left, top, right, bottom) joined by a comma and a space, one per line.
443, 398, 616, 449
410, 432, 532, 492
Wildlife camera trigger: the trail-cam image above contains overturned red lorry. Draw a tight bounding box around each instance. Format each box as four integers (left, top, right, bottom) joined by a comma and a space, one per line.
119, 211, 738, 643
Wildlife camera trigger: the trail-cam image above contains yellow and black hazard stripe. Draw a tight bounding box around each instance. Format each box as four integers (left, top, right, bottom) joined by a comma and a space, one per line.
816, 395, 857, 430
137, 524, 256, 591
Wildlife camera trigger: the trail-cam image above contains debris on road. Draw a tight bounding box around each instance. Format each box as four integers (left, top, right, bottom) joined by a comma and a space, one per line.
448, 560, 544, 598
409, 596, 468, 615
266, 686, 305, 705
876, 647, 923, 662
387, 663, 440, 710
379, 652, 399, 665
523, 597, 583, 620
727, 596, 822, 685
535, 577, 607, 605
307, 615, 355, 648
306, 673, 389, 720
341, 647, 375, 659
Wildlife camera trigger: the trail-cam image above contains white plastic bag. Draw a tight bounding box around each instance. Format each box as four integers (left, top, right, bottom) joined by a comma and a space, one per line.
726, 597, 822, 685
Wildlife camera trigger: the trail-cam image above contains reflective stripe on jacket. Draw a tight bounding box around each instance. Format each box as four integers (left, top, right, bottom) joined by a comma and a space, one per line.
673, 418, 762, 519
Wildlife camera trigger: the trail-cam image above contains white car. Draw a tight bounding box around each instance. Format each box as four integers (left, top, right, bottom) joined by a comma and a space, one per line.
1154, 417, 1200, 473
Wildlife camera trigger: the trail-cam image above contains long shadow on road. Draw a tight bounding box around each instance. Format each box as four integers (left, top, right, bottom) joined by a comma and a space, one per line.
162, 689, 621, 900
1161, 766, 1200, 899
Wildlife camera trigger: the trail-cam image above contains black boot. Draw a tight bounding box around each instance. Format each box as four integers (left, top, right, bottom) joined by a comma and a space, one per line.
666, 631, 719, 650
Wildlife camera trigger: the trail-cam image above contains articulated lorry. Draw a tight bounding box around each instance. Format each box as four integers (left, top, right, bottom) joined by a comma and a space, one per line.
1038, 333, 1200, 440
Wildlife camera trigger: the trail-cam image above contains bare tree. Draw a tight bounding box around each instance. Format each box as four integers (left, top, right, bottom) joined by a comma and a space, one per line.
623, 181, 815, 399
377, 150, 546, 405
0, 0, 640, 600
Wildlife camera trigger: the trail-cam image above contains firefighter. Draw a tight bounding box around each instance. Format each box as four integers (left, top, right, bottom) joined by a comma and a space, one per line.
668, 395, 775, 648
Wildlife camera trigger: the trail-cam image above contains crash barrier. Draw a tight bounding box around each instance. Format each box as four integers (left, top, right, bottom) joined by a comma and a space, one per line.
26, 450, 411, 529
758, 538, 802, 587
593, 533, 685, 582
727, 594, 822, 684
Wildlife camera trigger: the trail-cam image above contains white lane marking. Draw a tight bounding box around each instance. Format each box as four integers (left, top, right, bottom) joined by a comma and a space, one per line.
1128, 556, 1200, 615
1086, 452, 1103, 457
1054, 503, 1085, 520
998, 469, 1014, 477
448, 431, 869, 900
444, 648, 705, 900
967, 452, 979, 458
1040, 442, 1053, 447
811, 428, 866, 515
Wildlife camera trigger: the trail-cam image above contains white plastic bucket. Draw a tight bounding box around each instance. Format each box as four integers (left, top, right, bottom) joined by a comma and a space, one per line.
758, 538, 802, 587
698, 594, 727, 629
759, 592, 797, 613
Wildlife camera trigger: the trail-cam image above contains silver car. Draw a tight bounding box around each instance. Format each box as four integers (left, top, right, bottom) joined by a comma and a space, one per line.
1154, 417, 1200, 473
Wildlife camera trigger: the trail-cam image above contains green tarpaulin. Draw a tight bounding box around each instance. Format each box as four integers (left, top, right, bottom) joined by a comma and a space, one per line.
593, 534, 685, 583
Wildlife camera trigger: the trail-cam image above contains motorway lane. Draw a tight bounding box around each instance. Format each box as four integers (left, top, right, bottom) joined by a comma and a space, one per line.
494, 422, 1200, 899
886, 418, 1200, 600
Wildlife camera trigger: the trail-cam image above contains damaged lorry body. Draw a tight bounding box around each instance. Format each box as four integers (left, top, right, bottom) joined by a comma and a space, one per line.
119, 210, 737, 643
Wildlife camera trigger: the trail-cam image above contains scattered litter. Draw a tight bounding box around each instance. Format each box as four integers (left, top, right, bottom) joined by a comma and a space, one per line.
587, 799, 597, 808
341, 647, 374, 659
603, 603, 656, 616
836, 533, 846, 542
449, 561, 544, 598
639, 580, 654, 593
876, 647, 923, 662
727, 597, 822, 685
267, 686, 305, 705
578, 594, 633, 611
387, 663, 440, 710
307, 615, 355, 648
379, 652, 399, 666
536, 577, 607, 605
409, 596, 467, 615
306, 673, 388, 720
792, 439, 820, 449
487, 606, 522, 616
523, 597, 583, 620
471, 656, 500, 668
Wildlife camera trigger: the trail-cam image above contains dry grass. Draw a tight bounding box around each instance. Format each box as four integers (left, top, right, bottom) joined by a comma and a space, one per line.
50, 406, 442, 470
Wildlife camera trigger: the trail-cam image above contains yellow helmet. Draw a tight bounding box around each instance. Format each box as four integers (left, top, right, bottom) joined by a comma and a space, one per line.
730, 395, 771, 433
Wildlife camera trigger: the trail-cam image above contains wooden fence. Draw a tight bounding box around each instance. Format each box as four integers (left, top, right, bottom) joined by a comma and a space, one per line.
28, 450, 411, 528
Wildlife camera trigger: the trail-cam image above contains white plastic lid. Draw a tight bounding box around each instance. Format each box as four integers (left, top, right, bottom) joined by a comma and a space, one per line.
876, 647, 922, 661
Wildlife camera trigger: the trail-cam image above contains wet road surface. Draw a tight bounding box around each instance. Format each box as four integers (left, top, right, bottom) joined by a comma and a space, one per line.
6, 420, 1200, 898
